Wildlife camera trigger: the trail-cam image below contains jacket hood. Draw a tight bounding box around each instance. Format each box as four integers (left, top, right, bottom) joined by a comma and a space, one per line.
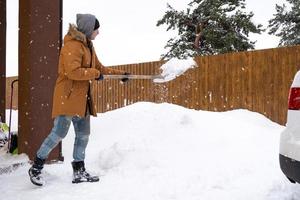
64, 24, 88, 46
76, 14, 96, 39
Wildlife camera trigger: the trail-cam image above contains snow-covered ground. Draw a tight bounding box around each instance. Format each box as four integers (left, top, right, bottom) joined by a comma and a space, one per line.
1, 102, 300, 200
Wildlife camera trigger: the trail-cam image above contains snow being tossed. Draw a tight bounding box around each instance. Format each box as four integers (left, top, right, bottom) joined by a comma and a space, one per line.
154, 58, 198, 83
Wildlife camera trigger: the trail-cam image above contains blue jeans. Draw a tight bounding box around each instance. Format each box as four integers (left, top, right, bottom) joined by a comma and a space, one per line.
36, 115, 90, 161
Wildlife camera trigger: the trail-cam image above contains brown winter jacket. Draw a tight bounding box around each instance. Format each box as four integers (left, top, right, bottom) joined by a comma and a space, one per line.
52, 24, 125, 118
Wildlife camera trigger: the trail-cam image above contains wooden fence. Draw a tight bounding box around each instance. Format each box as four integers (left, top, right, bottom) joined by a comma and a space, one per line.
5, 76, 18, 110
94, 45, 300, 125
5, 45, 300, 125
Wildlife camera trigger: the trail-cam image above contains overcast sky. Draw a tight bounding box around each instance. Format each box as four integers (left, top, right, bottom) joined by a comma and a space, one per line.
6, 0, 286, 76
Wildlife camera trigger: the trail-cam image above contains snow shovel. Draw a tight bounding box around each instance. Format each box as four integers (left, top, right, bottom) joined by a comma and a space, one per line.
102, 58, 197, 83
102, 74, 164, 80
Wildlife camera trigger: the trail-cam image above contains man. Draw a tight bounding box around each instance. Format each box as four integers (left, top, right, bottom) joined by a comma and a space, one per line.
28, 14, 129, 186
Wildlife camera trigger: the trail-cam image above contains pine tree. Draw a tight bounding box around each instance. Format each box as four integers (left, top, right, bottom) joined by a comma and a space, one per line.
268, 0, 300, 46
157, 0, 263, 59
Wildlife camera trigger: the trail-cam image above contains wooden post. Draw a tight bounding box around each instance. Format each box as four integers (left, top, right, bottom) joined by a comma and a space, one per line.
19, 0, 63, 161
0, 0, 6, 122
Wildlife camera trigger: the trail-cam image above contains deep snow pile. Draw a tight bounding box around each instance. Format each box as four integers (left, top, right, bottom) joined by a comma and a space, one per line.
1, 102, 300, 200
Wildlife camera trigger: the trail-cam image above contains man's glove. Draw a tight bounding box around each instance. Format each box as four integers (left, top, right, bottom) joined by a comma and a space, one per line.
121, 72, 130, 82
95, 74, 104, 81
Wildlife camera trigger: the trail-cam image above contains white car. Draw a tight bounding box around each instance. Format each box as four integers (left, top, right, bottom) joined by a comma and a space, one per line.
280, 70, 300, 183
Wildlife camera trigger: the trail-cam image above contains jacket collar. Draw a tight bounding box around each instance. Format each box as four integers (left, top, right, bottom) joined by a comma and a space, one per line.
64, 24, 91, 47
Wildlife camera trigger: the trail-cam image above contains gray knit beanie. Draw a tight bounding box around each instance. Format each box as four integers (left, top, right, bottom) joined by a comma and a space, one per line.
76, 14, 96, 39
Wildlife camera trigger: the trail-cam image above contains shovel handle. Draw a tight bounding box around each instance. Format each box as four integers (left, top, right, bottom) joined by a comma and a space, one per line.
102, 74, 163, 80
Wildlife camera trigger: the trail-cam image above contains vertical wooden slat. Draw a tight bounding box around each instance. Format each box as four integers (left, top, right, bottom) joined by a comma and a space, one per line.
218, 54, 226, 111
230, 53, 235, 109
247, 51, 254, 112
190, 61, 197, 109
251, 50, 259, 114
101, 79, 105, 113
206, 55, 212, 110
194, 57, 200, 110
271, 49, 278, 123
245, 51, 252, 111
117, 66, 121, 108
277, 47, 285, 124
200, 55, 208, 110
211, 54, 217, 111
240, 52, 247, 110
112, 78, 115, 110
224, 53, 230, 110
146, 62, 150, 101
104, 79, 108, 111
138, 64, 141, 102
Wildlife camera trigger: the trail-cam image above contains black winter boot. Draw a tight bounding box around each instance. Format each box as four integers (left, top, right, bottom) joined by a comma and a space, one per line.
28, 156, 46, 186
71, 161, 99, 183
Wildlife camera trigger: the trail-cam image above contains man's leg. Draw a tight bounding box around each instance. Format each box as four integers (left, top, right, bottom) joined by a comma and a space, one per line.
72, 115, 90, 161
29, 115, 72, 186
71, 115, 99, 183
36, 115, 72, 159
